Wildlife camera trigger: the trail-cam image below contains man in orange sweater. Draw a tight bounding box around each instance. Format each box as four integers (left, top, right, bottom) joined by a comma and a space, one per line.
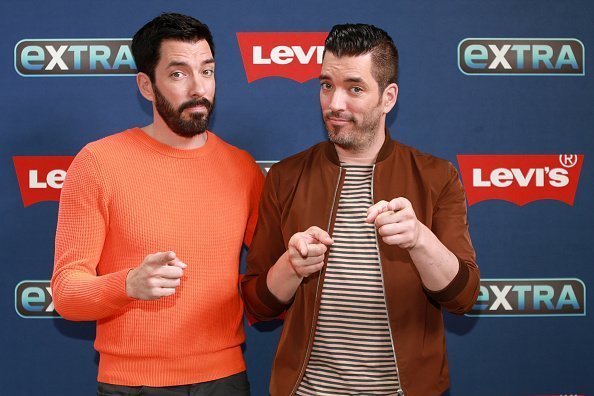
51, 13, 263, 395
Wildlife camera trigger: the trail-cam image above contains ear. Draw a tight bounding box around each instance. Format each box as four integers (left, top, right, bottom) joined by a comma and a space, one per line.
137, 72, 155, 102
382, 83, 399, 114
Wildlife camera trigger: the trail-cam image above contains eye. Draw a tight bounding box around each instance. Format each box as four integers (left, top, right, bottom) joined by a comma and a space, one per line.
320, 82, 332, 90
170, 71, 185, 79
203, 69, 214, 77
350, 86, 363, 94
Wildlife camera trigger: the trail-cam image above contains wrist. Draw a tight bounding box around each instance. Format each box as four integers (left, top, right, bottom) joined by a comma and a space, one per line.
408, 220, 427, 251
266, 251, 303, 304
125, 268, 137, 298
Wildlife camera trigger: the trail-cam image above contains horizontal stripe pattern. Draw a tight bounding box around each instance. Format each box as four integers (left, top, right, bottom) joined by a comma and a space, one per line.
297, 165, 399, 395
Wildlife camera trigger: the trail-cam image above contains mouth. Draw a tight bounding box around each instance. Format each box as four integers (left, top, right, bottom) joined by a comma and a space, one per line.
326, 116, 352, 125
184, 105, 207, 112
179, 98, 212, 115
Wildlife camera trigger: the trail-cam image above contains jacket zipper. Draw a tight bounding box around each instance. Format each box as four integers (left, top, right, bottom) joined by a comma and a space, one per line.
290, 167, 343, 396
371, 164, 405, 396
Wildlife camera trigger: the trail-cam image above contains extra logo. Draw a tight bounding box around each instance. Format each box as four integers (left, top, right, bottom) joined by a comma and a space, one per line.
237, 32, 327, 83
457, 154, 584, 206
15, 281, 59, 318
458, 38, 584, 75
15, 39, 136, 76
13, 156, 74, 207
467, 279, 586, 317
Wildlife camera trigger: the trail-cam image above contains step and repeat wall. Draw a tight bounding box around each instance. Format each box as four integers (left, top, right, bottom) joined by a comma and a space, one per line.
1, 1, 592, 395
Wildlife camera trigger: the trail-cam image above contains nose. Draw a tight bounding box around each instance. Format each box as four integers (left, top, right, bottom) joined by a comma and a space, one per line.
189, 74, 207, 97
327, 90, 346, 113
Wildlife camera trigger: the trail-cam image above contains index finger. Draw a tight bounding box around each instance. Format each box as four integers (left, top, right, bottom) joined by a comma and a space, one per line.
305, 226, 334, 246
146, 251, 176, 267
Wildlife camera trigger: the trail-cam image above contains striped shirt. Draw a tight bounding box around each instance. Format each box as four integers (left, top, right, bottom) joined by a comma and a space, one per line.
296, 164, 399, 395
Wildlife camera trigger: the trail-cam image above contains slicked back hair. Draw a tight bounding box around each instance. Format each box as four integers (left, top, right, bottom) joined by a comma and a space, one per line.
324, 23, 398, 93
132, 13, 214, 82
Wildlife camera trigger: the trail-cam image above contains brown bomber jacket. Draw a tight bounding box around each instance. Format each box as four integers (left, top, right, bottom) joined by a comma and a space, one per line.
241, 131, 480, 396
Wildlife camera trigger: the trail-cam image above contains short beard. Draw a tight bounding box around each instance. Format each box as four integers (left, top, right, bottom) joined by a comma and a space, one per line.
153, 84, 213, 138
324, 105, 383, 153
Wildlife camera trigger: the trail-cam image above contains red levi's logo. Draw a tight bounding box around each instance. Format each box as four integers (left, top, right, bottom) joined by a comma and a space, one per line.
13, 156, 74, 207
457, 154, 584, 206
237, 32, 327, 83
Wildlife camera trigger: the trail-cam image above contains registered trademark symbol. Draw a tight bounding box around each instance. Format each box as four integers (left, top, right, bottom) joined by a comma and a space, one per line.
559, 154, 578, 168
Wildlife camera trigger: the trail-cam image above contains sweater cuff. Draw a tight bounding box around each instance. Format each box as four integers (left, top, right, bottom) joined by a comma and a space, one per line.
101, 268, 136, 310
424, 258, 469, 303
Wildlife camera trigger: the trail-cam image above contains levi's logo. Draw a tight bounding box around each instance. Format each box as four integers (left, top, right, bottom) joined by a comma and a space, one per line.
457, 154, 584, 206
237, 32, 327, 83
13, 156, 74, 207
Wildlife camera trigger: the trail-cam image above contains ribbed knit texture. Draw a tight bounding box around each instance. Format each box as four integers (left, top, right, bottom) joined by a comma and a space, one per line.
52, 128, 263, 386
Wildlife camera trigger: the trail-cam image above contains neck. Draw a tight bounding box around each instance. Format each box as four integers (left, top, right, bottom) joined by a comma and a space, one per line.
335, 127, 386, 166
142, 117, 208, 150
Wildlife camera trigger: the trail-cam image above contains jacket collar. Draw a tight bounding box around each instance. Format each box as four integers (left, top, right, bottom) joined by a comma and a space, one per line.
323, 128, 396, 166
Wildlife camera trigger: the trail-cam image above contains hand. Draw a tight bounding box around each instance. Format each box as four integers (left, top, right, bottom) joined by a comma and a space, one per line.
366, 197, 421, 249
126, 251, 187, 300
287, 226, 334, 278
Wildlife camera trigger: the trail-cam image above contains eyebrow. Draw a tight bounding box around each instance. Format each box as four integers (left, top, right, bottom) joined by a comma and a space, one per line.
167, 58, 215, 68
319, 74, 366, 85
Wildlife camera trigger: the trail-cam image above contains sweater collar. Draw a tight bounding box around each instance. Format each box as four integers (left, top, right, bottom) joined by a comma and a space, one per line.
129, 127, 220, 159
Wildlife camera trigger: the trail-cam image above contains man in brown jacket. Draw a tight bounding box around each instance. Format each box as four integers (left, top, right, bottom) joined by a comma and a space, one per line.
242, 23, 480, 396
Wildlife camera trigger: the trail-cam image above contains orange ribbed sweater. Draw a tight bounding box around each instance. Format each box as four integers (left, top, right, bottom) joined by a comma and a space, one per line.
52, 128, 263, 386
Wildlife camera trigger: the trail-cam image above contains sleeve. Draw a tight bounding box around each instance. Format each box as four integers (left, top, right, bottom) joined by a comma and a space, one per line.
241, 165, 291, 322
51, 147, 134, 321
424, 162, 480, 314
243, 160, 265, 247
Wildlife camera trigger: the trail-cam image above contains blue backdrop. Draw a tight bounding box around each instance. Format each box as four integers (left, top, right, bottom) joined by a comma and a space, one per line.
1, 1, 592, 395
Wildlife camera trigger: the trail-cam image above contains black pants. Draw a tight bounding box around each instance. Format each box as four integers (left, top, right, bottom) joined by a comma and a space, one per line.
97, 371, 250, 396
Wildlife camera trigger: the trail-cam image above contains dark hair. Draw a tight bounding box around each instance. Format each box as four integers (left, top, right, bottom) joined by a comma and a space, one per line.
132, 13, 215, 82
324, 23, 398, 92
